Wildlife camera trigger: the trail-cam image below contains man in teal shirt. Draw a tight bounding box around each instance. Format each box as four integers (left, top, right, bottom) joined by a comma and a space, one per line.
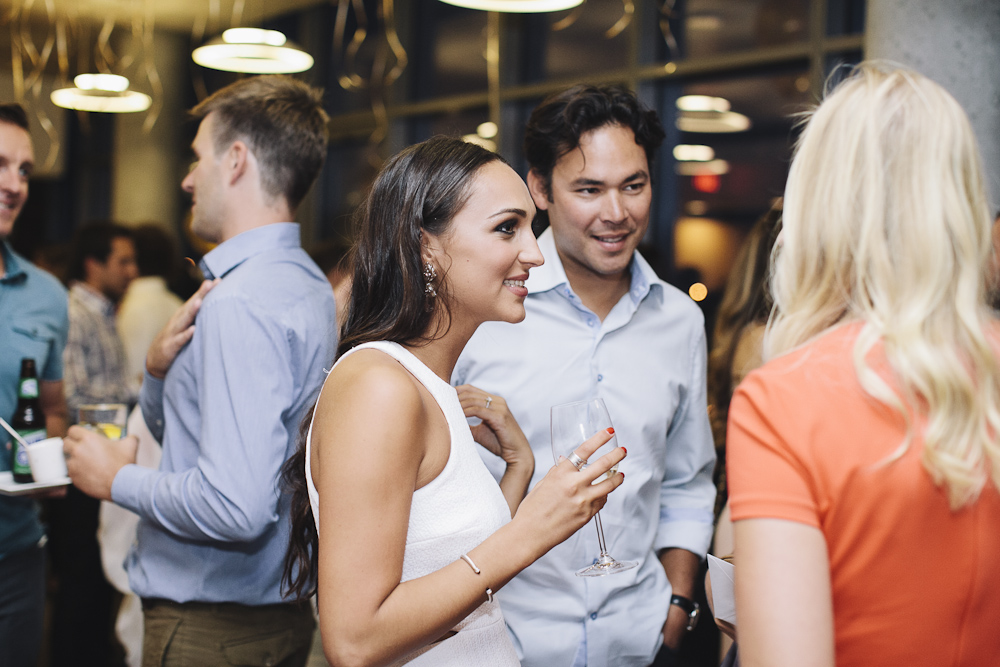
0, 102, 70, 667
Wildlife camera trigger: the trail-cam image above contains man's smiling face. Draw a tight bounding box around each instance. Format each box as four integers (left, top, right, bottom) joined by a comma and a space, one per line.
533, 123, 651, 282
0, 120, 33, 241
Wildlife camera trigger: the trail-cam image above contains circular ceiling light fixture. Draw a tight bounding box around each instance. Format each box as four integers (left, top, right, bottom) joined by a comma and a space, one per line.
673, 144, 715, 162
676, 111, 751, 133
439, 0, 584, 12
51, 74, 152, 113
462, 133, 497, 152
677, 95, 730, 112
192, 28, 314, 74
675, 159, 730, 176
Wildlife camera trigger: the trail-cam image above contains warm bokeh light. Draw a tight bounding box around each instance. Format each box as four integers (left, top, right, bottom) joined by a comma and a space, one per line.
692, 173, 721, 193
676, 95, 731, 112
477, 121, 499, 139
673, 144, 715, 162
688, 283, 708, 301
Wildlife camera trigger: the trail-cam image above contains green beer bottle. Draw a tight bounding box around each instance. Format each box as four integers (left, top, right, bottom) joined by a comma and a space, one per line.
10, 358, 46, 483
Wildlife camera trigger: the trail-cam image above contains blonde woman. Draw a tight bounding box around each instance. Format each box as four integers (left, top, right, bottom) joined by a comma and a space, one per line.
727, 63, 1000, 667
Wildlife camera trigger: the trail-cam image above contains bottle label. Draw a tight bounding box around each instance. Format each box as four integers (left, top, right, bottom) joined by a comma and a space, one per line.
12, 428, 46, 477
18, 379, 39, 399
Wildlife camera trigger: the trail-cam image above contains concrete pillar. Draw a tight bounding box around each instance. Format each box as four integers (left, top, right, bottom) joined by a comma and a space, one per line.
866, 0, 1000, 210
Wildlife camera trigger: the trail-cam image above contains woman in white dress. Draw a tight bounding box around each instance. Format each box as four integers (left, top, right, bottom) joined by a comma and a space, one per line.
283, 137, 626, 667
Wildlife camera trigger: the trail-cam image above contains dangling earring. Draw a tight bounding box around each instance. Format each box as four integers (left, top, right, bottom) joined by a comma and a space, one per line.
423, 261, 438, 299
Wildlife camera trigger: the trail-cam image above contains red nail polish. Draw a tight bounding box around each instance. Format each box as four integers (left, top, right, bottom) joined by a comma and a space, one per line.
606, 427, 615, 435
621, 447, 627, 455
621, 472, 625, 480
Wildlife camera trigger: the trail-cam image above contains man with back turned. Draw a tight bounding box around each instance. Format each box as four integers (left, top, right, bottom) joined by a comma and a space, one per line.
64, 76, 337, 666
454, 84, 717, 667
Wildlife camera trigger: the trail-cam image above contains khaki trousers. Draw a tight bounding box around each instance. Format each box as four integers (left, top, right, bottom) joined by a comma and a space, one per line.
141, 598, 315, 667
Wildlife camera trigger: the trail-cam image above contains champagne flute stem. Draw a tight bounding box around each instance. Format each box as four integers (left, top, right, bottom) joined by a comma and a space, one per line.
594, 510, 610, 557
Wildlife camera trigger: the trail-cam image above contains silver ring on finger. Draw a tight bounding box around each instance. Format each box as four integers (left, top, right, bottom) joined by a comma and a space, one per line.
485, 395, 492, 409
567, 451, 587, 470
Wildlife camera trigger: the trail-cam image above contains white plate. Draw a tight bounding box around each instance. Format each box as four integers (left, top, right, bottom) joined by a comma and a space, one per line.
0, 470, 71, 496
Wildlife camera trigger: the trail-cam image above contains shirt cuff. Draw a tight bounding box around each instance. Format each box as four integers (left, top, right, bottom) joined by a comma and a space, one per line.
653, 508, 716, 556
111, 463, 156, 517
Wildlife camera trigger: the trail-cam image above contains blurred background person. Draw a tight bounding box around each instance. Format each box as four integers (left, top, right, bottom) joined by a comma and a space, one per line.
117, 224, 184, 389
707, 202, 782, 534
50, 221, 137, 666
307, 235, 353, 333
728, 63, 1000, 667
705, 202, 781, 666
99, 224, 182, 666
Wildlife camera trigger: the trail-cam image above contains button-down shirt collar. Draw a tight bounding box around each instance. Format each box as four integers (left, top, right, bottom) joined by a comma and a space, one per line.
69, 282, 115, 319
0, 241, 27, 284
527, 227, 663, 313
198, 222, 301, 281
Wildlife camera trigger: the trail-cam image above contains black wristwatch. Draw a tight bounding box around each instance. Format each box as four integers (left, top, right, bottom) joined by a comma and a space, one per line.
670, 594, 700, 631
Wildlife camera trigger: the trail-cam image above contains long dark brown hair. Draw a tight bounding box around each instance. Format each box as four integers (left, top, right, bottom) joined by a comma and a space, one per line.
707, 202, 781, 513
281, 137, 506, 599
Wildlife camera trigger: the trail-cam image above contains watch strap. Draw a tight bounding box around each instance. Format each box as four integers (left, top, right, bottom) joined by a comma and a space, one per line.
670, 594, 700, 631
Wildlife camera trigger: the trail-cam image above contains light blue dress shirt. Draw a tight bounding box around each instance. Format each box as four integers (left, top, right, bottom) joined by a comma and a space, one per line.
112, 223, 337, 605
453, 228, 716, 667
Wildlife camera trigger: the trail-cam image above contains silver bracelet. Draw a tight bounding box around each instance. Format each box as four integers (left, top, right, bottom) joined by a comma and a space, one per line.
459, 554, 494, 603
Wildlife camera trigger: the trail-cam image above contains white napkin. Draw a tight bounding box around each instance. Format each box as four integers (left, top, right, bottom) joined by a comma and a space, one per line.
707, 554, 737, 625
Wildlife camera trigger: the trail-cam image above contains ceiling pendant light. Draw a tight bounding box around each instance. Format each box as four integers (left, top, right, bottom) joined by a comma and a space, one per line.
50, 74, 152, 113
192, 27, 314, 74
438, 0, 584, 12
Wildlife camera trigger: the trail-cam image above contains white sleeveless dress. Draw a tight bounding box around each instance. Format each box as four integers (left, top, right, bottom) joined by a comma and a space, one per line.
305, 341, 520, 666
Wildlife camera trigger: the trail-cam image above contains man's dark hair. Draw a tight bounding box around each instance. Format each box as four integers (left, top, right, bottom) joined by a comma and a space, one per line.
131, 224, 178, 279
524, 84, 665, 200
69, 222, 133, 282
0, 104, 30, 131
191, 75, 329, 212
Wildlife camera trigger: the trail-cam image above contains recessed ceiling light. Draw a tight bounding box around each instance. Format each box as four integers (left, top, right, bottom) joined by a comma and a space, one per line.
673, 144, 715, 162
675, 159, 730, 176
462, 133, 497, 152
677, 95, 731, 112
676, 111, 751, 133
477, 121, 498, 139
687, 14, 723, 31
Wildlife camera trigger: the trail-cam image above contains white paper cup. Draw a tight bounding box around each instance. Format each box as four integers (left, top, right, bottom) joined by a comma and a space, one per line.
27, 437, 68, 483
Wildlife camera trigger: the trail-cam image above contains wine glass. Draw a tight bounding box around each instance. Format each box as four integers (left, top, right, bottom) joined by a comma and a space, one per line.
550, 398, 637, 577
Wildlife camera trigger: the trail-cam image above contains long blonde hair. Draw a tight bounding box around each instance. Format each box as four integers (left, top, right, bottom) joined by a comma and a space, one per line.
767, 62, 1000, 508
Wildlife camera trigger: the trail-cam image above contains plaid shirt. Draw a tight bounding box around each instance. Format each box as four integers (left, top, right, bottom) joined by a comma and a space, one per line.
63, 283, 134, 421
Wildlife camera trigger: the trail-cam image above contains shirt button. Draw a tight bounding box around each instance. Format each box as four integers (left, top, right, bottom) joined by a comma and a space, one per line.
588, 318, 596, 326
590, 612, 598, 620
597, 374, 603, 382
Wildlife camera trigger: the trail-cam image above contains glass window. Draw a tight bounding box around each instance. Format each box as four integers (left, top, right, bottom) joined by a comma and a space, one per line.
520, 0, 631, 82
409, 0, 489, 99
680, 0, 810, 59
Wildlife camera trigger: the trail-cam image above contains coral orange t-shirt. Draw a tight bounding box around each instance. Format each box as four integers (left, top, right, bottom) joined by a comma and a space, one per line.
728, 323, 1000, 666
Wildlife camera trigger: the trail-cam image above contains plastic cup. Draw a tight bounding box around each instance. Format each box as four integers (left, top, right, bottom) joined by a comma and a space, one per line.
26, 437, 68, 483
78, 404, 127, 440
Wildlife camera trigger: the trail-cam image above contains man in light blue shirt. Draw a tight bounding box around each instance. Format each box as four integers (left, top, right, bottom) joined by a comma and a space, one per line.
453, 85, 716, 667
65, 76, 336, 666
